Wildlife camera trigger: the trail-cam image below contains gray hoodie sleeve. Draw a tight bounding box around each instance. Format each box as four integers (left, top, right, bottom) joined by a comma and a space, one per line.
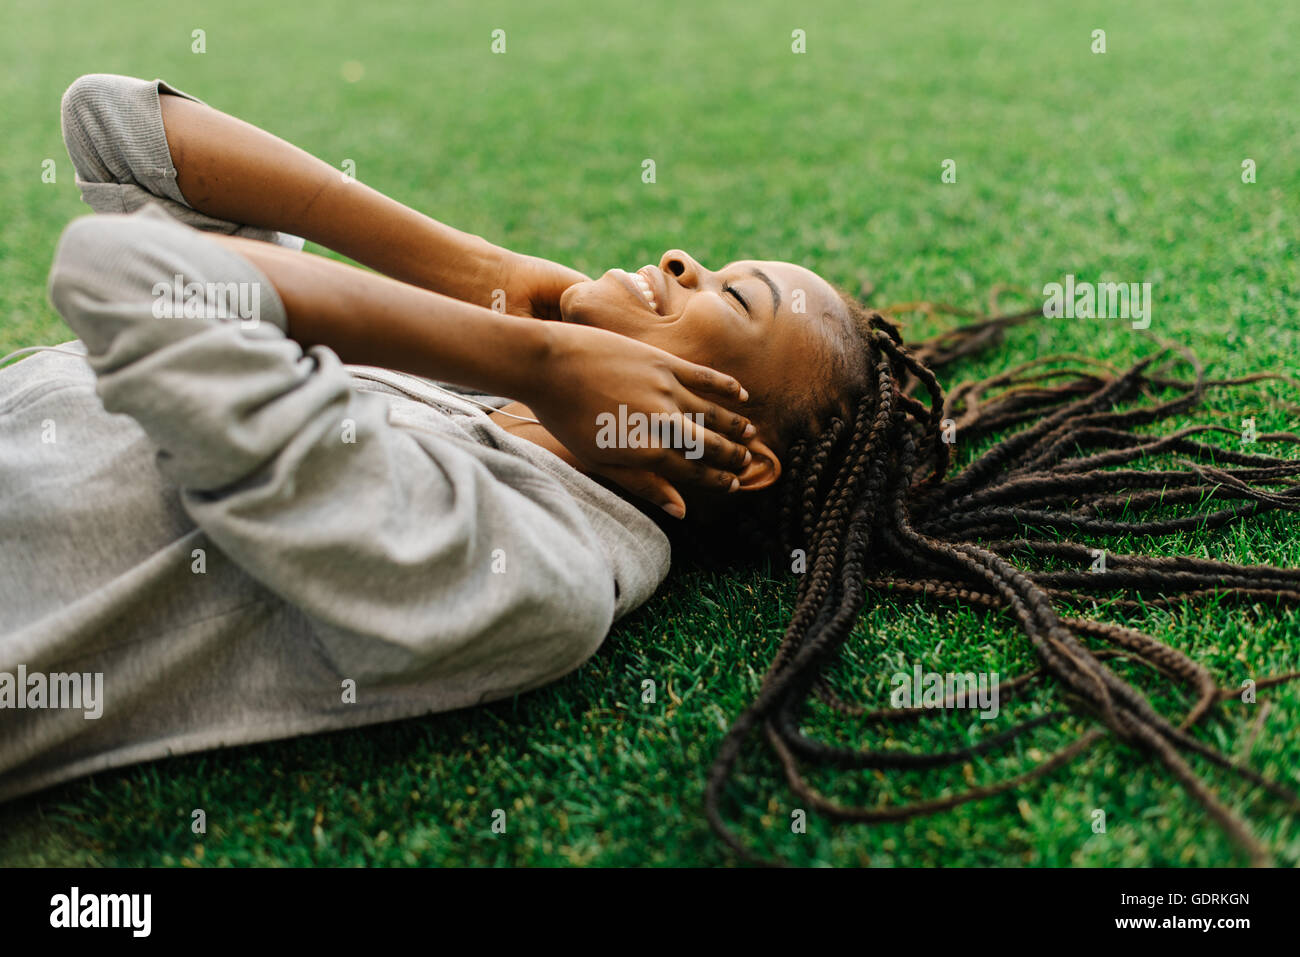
46, 206, 618, 690
60, 72, 305, 249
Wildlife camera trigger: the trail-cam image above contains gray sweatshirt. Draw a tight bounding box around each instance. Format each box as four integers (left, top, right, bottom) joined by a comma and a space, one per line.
0, 74, 670, 802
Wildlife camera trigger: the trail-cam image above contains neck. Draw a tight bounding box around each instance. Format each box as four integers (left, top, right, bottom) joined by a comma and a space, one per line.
488, 400, 586, 472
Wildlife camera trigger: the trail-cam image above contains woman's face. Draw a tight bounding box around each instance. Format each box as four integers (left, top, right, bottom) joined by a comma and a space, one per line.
559, 250, 852, 447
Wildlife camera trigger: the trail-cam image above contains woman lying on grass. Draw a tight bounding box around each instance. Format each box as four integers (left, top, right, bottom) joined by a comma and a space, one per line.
2, 74, 1298, 865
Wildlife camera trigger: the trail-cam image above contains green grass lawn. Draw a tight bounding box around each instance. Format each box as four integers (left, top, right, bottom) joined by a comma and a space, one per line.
2, 0, 1297, 866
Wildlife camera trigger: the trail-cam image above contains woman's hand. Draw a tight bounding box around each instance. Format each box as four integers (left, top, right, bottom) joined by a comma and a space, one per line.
497, 253, 590, 321
520, 322, 755, 518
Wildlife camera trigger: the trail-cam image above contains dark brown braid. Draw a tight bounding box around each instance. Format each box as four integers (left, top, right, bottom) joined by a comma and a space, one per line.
697, 296, 1300, 867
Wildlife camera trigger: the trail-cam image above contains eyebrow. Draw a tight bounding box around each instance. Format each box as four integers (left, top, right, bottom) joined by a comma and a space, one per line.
748, 268, 781, 314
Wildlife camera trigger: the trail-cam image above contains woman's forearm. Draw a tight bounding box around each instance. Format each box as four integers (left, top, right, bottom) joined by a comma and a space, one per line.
209, 234, 548, 399
159, 94, 513, 306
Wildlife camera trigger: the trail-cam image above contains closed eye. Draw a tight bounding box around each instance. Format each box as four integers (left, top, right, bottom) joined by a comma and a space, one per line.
723, 283, 750, 313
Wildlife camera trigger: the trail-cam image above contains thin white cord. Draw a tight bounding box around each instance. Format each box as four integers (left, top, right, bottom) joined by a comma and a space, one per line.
439, 392, 540, 424
0, 344, 89, 366
350, 366, 541, 424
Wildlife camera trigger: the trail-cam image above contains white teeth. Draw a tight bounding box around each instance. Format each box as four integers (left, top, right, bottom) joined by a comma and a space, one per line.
632, 273, 656, 310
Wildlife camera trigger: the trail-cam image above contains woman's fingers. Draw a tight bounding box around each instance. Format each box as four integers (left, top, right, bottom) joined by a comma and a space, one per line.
671, 357, 750, 405
522, 323, 759, 510
677, 392, 757, 445
593, 417, 745, 511
667, 360, 754, 464
600, 467, 687, 519
624, 416, 747, 491
675, 414, 751, 475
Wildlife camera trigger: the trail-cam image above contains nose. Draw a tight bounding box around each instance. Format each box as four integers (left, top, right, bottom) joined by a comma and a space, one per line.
659, 249, 708, 288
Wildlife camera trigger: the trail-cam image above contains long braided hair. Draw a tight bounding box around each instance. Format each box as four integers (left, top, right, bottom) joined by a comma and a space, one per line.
690, 293, 1300, 866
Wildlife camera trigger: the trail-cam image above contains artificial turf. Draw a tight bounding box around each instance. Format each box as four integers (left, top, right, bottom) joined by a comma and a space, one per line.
1, 0, 1297, 866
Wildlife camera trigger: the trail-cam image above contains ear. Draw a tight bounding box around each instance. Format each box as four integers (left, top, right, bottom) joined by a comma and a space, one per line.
735, 436, 782, 492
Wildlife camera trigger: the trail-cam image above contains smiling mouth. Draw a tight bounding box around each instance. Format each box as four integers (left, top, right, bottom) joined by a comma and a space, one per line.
613, 267, 660, 313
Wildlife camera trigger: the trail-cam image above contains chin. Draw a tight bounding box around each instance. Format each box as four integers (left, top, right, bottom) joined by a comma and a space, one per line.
558, 279, 624, 332
557, 282, 581, 320
558, 279, 600, 325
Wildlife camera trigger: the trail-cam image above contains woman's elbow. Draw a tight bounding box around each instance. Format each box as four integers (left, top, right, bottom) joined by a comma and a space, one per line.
60, 73, 133, 183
